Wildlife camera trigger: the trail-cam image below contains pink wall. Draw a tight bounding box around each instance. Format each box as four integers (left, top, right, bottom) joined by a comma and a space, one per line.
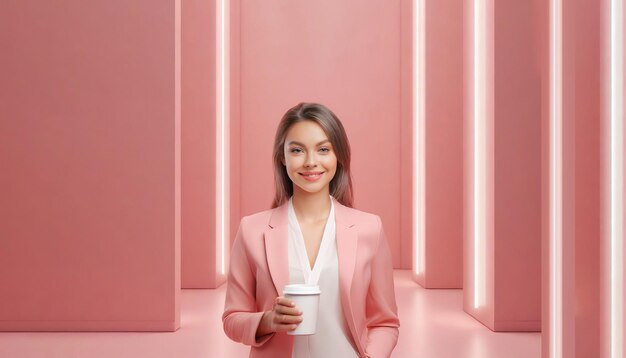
237, 1, 407, 268
464, 0, 543, 332
0, 0, 180, 331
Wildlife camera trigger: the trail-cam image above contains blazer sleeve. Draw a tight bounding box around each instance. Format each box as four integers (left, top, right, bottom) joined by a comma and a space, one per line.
364, 216, 400, 358
222, 217, 275, 347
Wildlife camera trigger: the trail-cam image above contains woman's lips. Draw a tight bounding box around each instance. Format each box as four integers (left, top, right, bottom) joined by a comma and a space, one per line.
299, 172, 324, 182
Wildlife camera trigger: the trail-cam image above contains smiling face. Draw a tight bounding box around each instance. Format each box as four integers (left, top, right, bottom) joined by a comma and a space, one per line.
282, 120, 338, 197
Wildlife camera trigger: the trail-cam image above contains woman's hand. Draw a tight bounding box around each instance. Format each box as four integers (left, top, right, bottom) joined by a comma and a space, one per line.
255, 296, 303, 338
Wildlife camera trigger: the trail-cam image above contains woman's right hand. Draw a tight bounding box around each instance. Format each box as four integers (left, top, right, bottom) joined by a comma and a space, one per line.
255, 296, 303, 338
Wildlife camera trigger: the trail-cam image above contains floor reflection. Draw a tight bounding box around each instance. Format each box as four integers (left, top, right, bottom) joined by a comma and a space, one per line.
0, 270, 540, 358
393, 270, 540, 358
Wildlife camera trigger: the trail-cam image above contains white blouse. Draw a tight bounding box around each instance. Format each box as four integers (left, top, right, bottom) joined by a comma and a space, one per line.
287, 196, 359, 358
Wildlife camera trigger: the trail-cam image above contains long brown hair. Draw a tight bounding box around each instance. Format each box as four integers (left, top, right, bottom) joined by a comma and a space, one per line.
271, 102, 354, 208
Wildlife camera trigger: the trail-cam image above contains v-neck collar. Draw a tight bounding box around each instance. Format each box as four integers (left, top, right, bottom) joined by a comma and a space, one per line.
264, 196, 363, 357
287, 195, 336, 285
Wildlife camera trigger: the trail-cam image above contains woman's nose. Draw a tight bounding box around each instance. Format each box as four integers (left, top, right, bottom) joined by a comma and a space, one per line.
304, 154, 317, 167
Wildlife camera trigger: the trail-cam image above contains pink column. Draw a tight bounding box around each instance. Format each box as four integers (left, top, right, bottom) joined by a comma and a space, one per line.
228, 0, 243, 283
182, 0, 241, 289
464, 0, 544, 331
600, 1, 626, 356
0, 0, 181, 331
411, 0, 464, 288
400, 0, 414, 270
542, 0, 610, 356
570, 0, 602, 355
544, 0, 625, 356
181, 0, 218, 288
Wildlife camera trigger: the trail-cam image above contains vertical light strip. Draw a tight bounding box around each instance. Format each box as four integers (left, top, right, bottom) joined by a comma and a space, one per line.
610, 0, 624, 356
473, 0, 487, 309
550, 0, 563, 356
412, 0, 425, 276
216, 0, 229, 275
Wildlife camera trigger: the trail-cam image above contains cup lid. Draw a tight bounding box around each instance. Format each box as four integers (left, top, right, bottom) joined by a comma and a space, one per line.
283, 284, 321, 295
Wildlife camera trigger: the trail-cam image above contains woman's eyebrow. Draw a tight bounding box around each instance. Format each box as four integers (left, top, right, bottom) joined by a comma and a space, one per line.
287, 140, 330, 146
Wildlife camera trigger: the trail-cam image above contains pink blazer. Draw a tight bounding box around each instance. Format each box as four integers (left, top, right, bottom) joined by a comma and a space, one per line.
222, 196, 400, 358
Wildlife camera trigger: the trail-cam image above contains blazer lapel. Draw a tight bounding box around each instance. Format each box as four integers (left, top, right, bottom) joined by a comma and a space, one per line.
333, 197, 363, 357
264, 202, 289, 297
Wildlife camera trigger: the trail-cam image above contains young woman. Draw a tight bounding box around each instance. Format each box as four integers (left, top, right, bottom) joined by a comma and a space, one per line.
222, 103, 399, 358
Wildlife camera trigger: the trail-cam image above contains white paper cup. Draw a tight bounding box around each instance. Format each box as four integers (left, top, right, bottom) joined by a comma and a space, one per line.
282, 284, 321, 335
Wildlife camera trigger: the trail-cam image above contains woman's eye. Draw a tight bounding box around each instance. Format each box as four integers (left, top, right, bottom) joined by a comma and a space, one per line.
290, 148, 302, 153
319, 147, 330, 152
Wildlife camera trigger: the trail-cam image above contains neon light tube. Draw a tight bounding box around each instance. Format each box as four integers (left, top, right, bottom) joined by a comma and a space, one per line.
549, 0, 563, 356
216, 0, 229, 275
413, 0, 425, 276
473, 0, 487, 309
610, 0, 624, 356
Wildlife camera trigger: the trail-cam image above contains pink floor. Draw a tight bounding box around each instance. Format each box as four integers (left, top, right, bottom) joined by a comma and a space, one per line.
0, 271, 540, 358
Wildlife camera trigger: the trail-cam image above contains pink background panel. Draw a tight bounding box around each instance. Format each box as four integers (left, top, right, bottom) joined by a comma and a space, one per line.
227, 0, 243, 288
464, 0, 543, 332
542, 0, 607, 356
539, 0, 551, 354
463, 0, 496, 330
237, 0, 406, 268
399, 0, 414, 272
181, 0, 218, 288
423, 0, 464, 288
573, 0, 602, 356
181, 0, 241, 289
0, 0, 180, 330
492, 0, 542, 331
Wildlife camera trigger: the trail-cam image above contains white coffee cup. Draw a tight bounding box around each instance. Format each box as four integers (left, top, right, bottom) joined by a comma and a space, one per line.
282, 284, 321, 335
